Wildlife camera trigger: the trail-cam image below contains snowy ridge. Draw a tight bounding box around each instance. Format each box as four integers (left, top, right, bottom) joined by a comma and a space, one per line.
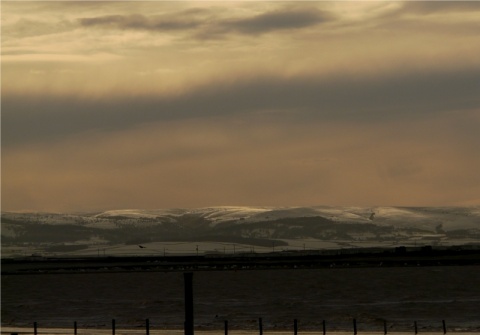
88, 206, 480, 231
2, 206, 479, 258
3, 206, 479, 230
94, 208, 186, 219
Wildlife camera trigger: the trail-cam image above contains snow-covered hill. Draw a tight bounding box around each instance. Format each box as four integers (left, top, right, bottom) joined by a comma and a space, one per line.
66, 206, 480, 228
2, 206, 479, 257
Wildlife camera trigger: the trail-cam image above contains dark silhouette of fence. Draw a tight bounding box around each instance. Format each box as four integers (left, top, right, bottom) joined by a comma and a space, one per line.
22, 318, 452, 335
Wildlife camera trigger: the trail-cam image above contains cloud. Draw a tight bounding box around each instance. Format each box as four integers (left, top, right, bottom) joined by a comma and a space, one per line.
79, 14, 201, 31
2, 18, 76, 39
3, 0, 480, 211
3, 67, 480, 147
400, 1, 480, 15
3, 114, 480, 211
364, 1, 480, 36
78, 7, 332, 37
219, 8, 332, 35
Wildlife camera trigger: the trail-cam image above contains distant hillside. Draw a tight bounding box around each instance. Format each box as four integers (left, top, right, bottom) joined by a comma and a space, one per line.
2, 206, 479, 258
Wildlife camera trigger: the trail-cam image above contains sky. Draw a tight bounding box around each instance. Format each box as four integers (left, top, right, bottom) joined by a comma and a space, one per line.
2, 1, 480, 212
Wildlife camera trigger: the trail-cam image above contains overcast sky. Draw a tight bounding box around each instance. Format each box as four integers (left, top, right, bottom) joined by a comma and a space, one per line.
2, 1, 480, 212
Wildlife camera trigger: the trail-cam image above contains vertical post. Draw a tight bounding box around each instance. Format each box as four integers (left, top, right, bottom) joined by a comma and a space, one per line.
184, 272, 194, 335
414, 321, 418, 334
34, 322, 38, 335
353, 318, 357, 335
146, 319, 150, 335
294, 319, 298, 335
74, 321, 77, 335
384, 320, 387, 335
112, 319, 116, 335
259, 318, 263, 335
224, 320, 228, 335
322, 320, 326, 335
442, 320, 446, 334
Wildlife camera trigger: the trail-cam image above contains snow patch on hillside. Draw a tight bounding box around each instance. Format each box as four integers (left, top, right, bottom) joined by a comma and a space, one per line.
310, 206, 373, 222
197, 206, 273, 226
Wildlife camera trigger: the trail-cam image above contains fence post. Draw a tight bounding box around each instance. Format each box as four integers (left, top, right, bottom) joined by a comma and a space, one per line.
414, 321, 418, 334
74, 321, 77, 335
294, 319, 298, 335
322, 320, 326, 335
112, 319, 116, 335
146, 318, 150, 335
225, 320, 228, 335
442, 320, 446, 334
353, 319, 357, 335
34, 322, 37, 335
259, 318, 263, 335
184, 272, 194, 335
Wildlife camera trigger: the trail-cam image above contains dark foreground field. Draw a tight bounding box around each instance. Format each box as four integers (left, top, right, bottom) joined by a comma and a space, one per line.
2, 265, 480, 332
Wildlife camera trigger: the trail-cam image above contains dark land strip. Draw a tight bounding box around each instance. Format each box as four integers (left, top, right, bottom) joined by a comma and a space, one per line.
2, 247, 480, 275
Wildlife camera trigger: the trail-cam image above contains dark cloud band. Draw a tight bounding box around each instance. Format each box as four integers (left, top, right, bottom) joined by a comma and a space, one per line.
78, 7, 332, 37
79, 14, 201, 31
3, 67, 480, 147
221, 8, 332, 35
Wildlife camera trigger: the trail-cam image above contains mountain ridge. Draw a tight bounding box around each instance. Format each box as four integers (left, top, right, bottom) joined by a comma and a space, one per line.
2, 206, 479, 258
